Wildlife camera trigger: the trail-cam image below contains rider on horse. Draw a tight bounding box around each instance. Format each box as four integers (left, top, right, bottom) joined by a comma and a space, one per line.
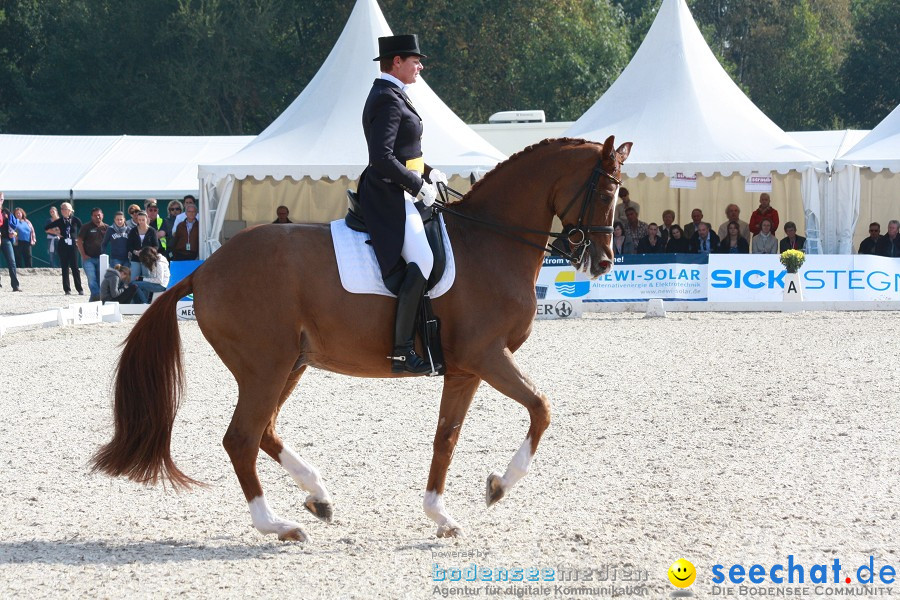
358, 34, 447, 374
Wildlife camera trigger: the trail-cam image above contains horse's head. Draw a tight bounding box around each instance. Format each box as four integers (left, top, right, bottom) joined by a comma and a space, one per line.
553, 135, 632, 278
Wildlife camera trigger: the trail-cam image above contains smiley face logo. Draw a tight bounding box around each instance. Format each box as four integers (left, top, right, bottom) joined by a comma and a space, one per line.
668, 558, 696, 588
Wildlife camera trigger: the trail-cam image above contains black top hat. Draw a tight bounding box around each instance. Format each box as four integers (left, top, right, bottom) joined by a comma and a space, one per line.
373, 34, 427, 61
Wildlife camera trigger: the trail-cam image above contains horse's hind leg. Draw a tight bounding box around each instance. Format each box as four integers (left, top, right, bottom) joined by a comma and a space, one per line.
474, 348, 551, 508
259, 365, 334, 523
223, 373, 308, 541
424, 373, 481, 538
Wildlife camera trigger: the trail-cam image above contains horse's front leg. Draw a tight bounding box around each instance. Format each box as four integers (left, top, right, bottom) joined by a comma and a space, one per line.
425, 373, 481, 538
474, 348, 551, 507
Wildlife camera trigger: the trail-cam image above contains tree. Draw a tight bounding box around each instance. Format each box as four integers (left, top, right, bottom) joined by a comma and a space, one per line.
841, 0, 900, 128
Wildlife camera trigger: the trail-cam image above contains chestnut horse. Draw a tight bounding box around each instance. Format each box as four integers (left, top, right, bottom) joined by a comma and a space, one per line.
92, 136, 632, 540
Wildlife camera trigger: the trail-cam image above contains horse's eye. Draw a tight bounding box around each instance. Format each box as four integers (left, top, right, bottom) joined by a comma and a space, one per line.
599, 194, 614, 203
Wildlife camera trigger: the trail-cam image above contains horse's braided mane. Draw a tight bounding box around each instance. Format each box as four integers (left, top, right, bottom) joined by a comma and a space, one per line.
461, 137, 601, 202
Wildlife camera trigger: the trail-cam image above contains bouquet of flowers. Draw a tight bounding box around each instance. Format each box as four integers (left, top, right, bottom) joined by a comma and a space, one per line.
780, 249, 806, 273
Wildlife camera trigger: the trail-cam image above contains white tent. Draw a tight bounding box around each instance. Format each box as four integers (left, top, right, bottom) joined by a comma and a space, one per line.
0, 134, 252, 200
198, 0, 506, 258
565, 0, 826, 251
831, 104, 900, 252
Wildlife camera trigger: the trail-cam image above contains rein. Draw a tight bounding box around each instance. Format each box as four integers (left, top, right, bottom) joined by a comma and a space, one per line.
433, 158, 621, 264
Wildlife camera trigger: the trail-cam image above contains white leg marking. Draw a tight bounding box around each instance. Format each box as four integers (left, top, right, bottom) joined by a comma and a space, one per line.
278, 446, 331, 502
424, 490, 461, 533
500, 437, 534, 491
248, 495, 305, 539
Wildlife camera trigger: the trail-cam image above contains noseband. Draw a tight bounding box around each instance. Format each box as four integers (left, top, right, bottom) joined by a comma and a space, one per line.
434, 157, 621, 265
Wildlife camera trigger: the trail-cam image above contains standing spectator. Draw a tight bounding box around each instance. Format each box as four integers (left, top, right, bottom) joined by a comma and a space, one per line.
101, 264, 146, 304
44, 202, 83, 295
162, 200, 184, 258
717, 204, 751, 244
749, 193, 780, 235
101, 211, 130, 267
752, 218, 778, 254
127, 211, 159, 279
636, 223, 664, 254
0, 192, 22, 291
689, 222, 719, 255
125, 204, 142, 230
273, 205, 293, 224
76, 207, 108, 302
171, 204, 199, 261
779, 221, 806, 252
45, 206, 61, 267
612, 222, 634, 256
717, 221, 750, 253
172, 194, 197, 232
664, 224, 690, 253
614, 187, 640, 224
659, 209, 677, 244
683, 208, 712, 239
622, 206, 648, 251
133, 246, 170, 301
875, 220, 900, 258
145, 201, 168, 256
858, 222, 881, 255
12, 207, 36, 268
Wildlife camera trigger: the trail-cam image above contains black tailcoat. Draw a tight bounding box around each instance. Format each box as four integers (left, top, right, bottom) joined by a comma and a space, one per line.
358, 78, 426, 277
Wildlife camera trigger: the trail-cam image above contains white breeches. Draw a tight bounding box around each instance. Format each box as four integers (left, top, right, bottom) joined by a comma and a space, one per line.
401, 198, 433, 280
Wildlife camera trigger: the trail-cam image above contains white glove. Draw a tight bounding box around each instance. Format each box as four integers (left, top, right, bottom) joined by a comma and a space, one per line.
429, 168, 448, 187
418, 181, 437, 207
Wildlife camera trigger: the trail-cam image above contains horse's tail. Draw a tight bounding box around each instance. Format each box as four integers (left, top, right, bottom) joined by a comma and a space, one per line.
91, 275, 201, 489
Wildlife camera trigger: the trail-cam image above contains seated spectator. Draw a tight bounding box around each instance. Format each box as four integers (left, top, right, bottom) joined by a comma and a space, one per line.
623, 206, 648, 250
875, 220, 900, 258
858, 222, 880, 255
664, 224, 690, 253
614, 187, 640, 224
171, 204, 199, 261
12, 207, 36, 268
752, 218, 778, 254
636, 223, 664, 253
612, 221, 634, 256
659, 209, 676, 244
717, 220, 750, 254
127, 211, 159, 279
273, 205, 293, 224
133, 246, 170, 301
717, 204, 751, 244
779, 221, 806, 252
101, 264, 146, 304
749, 193, 780, 235
102, 211, 131, 267
689, 222, 720, 255
683, 208, 712, 240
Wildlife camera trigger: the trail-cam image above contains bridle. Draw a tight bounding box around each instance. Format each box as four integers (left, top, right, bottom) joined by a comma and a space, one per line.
433, 156, 622, 265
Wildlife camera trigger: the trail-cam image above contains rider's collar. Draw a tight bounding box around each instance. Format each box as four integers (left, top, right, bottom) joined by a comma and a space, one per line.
380, 72, 408, 91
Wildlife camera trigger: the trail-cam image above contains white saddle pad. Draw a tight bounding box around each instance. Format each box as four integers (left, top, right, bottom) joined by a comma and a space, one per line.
330, 214, 456, 298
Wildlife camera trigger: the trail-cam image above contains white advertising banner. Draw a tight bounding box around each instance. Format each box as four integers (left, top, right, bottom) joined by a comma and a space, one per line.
707, 254, 900, 301
537, 255, 707, 302
745, 173, 773, 193
670, 172, 698, 189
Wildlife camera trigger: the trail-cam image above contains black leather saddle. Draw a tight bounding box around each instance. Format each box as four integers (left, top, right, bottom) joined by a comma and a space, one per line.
345, 190, 447, 296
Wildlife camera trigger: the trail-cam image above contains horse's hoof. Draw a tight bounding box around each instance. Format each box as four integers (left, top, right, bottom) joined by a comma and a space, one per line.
486, 472, 505, 507
304, 497, 334, 523
277, 526, 308, 542
437, 524, 464, 538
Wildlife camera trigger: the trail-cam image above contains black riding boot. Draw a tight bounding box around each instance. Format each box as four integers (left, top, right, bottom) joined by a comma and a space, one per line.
391, 263, 434, 374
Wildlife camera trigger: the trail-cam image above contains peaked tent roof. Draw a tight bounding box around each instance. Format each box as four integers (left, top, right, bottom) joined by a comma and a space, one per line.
565, 0, 824, 177
200, 0, 505, 181
834, 103, 900, 173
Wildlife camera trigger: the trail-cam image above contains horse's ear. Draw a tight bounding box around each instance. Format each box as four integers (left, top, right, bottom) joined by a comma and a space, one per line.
616, 142, 633, 163
602, 135, 615, 155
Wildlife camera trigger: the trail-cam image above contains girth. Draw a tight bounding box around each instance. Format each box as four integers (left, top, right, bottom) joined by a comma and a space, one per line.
345, 190, 447, 295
